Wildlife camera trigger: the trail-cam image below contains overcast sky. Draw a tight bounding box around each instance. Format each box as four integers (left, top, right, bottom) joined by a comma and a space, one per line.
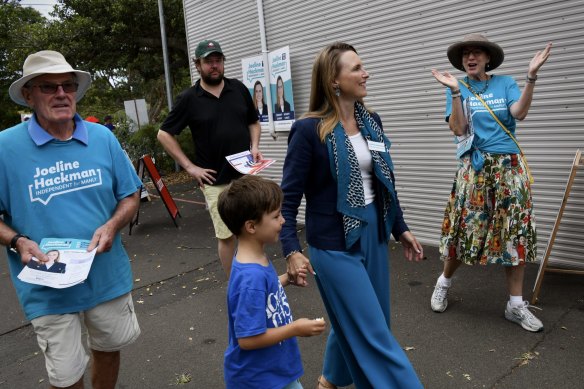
19, 0, 58, 19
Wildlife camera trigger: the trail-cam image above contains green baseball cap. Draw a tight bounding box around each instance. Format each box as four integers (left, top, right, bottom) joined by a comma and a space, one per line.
195, 40, 223, 59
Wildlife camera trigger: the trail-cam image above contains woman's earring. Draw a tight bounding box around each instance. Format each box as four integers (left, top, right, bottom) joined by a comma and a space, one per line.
334, 85, 340, 97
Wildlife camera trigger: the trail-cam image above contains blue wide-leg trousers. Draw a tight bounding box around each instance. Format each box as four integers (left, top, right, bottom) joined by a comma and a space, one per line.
308, 203, 423, 389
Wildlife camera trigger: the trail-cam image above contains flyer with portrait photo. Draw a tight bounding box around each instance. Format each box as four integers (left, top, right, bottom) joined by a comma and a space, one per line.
17, 238, 96, 289
226, 150, 275, 175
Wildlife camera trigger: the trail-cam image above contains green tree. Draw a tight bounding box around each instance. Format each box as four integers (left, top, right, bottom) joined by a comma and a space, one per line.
47, 0, 190, 122
1, 0, 190, 129
0, 1, 46, 128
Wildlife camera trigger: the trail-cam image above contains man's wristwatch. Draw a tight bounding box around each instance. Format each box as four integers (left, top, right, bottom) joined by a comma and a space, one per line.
9, 233, 30, 253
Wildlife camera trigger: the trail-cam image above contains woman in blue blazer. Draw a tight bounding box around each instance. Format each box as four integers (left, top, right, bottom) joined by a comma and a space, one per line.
280, 42, 424, 389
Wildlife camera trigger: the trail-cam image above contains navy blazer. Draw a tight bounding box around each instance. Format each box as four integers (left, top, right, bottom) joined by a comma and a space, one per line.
280, 114, 409, 256
274, 100, 291, 114
28, 260, 67, 273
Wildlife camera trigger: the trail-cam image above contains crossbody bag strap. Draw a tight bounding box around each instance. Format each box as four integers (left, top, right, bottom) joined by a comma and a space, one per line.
459, 80, 534, 183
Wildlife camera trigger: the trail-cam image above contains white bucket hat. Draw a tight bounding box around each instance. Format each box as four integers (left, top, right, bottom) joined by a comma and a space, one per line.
9, 50, 92, 106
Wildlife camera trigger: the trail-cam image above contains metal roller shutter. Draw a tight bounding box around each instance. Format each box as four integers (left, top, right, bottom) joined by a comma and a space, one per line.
182, 0, 584, 266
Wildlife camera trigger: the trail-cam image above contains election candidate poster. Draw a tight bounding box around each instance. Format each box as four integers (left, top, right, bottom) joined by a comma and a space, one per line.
269, 46, 295, 130
241, 47, 295, 131
241, 55, 269, 127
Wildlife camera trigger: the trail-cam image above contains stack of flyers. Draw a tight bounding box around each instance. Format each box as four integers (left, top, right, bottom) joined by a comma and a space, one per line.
17, 238, 96, 289
226, 150, 275, 175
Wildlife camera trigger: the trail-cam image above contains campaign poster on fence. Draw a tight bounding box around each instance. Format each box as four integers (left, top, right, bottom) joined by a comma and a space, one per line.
269, 46, 295, 130
241, 55, 269, 126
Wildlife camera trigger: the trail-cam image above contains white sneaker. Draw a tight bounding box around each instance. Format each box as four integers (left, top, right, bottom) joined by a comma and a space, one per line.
431, 280, 449, 312
504, 301, 544, 332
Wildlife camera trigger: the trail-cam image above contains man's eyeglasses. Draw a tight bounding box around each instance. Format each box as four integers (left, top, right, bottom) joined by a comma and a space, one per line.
28, 82, 79, 94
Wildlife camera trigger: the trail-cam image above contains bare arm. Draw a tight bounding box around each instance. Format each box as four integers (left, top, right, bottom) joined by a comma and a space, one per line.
157, 130, 193, 169
448, 93, 467, 136
0, 220, 19, 251
157, 129, 216, 187
278, 273, 290, 287
238, 318, 326, 350
510, 43, 552, 120
88, 191, 140, 253
431, 69, 468, 136
248, 121, 263, 162
0, 220, 47, 264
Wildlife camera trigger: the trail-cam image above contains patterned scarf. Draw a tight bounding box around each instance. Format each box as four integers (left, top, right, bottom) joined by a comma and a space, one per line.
325, 102, 397, 249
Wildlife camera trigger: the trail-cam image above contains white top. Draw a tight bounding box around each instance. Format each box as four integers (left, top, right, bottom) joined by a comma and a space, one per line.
349, 133, 375, 204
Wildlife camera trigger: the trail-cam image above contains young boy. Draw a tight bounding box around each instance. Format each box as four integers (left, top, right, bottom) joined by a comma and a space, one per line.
218, 175, 326, 389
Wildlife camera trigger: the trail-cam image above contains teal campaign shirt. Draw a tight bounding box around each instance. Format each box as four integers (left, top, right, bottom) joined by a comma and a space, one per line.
445, 75, 522, 155
0, 114, 142, 320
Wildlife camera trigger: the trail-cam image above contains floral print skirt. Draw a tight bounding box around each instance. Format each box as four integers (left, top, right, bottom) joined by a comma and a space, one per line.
439, 153, 536, 266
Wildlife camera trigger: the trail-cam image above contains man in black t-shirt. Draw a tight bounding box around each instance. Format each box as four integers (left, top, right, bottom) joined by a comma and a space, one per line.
158, 40, 262, 278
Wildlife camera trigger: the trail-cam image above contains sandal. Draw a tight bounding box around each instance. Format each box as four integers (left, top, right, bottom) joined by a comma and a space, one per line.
317, 375, 337, 389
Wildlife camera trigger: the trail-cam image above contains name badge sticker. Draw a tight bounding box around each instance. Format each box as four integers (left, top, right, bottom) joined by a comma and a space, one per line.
367, 140, 387, 152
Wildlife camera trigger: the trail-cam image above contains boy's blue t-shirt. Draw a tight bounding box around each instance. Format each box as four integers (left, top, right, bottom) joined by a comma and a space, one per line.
0, 114, 142, 320
445, 74, 521, 154
224, 258, 303, 389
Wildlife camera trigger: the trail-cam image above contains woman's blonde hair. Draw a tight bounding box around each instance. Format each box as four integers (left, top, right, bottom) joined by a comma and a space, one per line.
304, 42, 361, 142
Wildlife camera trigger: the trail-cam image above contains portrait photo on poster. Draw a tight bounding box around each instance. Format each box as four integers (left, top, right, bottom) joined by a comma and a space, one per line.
269, 46, 295, 128
241, 55, 269, 123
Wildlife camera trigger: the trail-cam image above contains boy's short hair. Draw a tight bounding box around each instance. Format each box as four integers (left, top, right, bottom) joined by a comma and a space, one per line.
218, 175, 283, 236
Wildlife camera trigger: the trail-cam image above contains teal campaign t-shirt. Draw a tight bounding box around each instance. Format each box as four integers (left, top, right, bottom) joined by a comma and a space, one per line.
445, 75, 521, 155
0, 114, 142, 320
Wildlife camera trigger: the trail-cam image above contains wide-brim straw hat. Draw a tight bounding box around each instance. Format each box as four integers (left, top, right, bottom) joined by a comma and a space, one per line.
447, 33, 505, 72
9, 50, 92, 106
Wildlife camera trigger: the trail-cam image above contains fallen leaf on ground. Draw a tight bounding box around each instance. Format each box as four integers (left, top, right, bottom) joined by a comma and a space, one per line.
175, 373, 192, 385
515, 351, 537, 366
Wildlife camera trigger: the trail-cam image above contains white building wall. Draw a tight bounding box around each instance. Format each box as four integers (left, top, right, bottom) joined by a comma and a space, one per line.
182, 0, 584, 267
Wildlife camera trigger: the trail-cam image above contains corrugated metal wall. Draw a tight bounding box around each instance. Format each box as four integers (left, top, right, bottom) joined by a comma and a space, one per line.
182, 0, 584, 266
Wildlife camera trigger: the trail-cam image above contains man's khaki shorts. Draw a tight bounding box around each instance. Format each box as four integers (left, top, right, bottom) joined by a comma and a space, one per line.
201, 183, 233, 240
30, 293, 140, 387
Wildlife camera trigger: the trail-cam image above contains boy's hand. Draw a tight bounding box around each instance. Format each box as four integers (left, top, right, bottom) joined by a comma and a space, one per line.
293, 318, 326, 337
281, 264, 309, 287
286, 252, 314, 286
290, 264, 308, 286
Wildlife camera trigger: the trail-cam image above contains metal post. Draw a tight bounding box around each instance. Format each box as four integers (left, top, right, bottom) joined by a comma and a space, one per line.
158, 0, 173, 111
157, 0, 180, 172
256, 0, 276, 139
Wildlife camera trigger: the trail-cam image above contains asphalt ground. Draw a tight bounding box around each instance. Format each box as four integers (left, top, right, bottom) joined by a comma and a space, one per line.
1, 181, 583, 389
